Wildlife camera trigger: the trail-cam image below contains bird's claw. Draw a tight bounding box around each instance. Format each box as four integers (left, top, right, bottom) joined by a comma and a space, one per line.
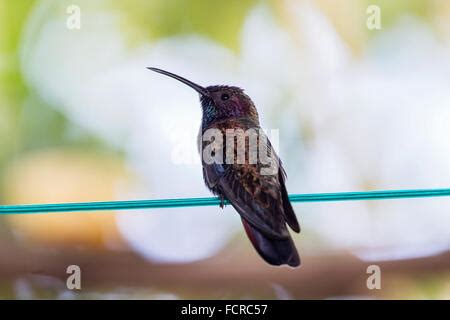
219, 195, 226, 209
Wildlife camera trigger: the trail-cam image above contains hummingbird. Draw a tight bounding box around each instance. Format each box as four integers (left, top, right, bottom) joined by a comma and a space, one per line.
148, 67, 301, 267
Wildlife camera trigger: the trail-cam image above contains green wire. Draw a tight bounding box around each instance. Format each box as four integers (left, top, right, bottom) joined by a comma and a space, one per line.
1, 188, 450, 215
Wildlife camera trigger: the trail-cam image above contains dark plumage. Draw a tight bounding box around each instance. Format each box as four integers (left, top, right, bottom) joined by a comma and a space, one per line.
148, 68, 301, 267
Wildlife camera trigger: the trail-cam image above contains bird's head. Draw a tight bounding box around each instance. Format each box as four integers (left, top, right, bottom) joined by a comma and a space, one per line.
148, 67, 259, 126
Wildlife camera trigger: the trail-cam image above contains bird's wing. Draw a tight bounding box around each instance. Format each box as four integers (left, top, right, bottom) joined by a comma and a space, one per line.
278, 164, 301, 233
202, 126, 297, 239
217, 163, 289, 239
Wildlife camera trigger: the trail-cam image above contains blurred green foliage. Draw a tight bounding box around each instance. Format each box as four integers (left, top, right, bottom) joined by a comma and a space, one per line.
0, 0, 111, 202
366, 0, 430, 27
112, 0, 257, 51
0, 1, 35, 160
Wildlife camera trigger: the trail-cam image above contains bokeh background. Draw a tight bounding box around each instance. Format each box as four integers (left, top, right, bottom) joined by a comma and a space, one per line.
1, 0, 450, 299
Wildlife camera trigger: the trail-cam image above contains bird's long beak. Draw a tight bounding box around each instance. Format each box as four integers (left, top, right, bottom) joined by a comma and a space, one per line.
147, 67, 210, 97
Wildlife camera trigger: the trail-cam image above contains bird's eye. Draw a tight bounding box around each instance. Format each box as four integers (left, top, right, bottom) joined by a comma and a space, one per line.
221, 93, 230, 101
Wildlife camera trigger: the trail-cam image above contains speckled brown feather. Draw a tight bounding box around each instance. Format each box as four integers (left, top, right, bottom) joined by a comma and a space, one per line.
201, 118, 299, 240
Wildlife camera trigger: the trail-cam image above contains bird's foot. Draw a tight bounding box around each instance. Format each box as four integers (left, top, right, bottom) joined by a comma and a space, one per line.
219, 195, 226, 209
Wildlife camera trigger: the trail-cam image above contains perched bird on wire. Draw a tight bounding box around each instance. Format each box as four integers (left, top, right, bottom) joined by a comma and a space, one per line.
148, 67, 301, 267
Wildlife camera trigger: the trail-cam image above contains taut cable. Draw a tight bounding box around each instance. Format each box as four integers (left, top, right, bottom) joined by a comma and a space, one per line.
1, 188, 450, 215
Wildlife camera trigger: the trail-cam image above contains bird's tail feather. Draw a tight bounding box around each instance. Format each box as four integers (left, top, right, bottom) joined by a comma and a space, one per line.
241, 219, 300, 267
